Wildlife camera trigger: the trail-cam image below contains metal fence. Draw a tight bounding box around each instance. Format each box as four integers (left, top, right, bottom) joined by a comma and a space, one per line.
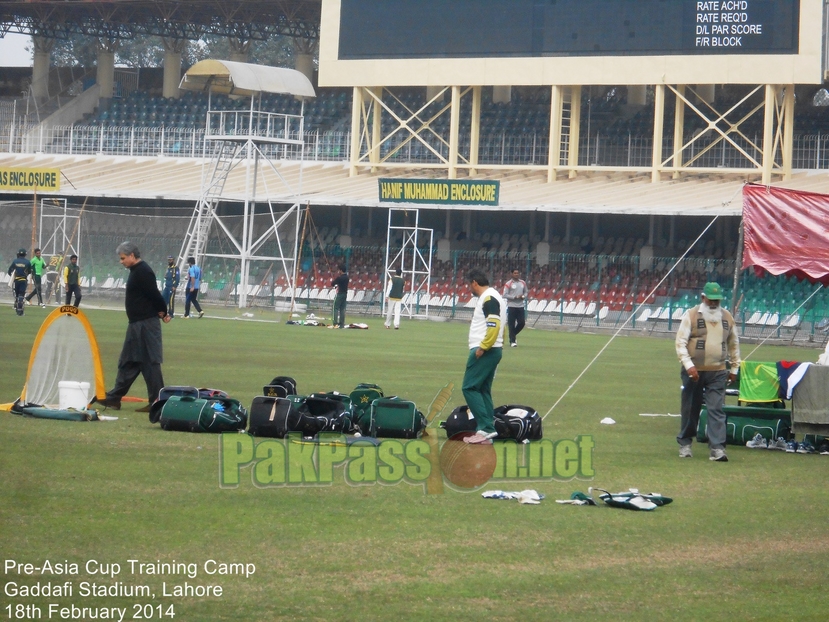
7, 118, 829, 171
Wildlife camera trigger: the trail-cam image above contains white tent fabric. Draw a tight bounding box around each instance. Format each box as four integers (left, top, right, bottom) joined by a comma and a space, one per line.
179, 59, 316, 98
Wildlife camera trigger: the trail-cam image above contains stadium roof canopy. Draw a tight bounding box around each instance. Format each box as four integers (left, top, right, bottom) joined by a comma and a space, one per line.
9, 153, 829, 218
180, 60, 316, 98
0, 0, 321, 41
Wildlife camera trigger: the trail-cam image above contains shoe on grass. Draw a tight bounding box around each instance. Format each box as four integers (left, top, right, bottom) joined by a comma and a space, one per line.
135, 404, 152, 413
785, 440, 799, 453
709, 448, 728, 462
796, 441, 816, 454
678, 444, 692, 458
746, 433, 767, 449
767, 437, 788, 451
463, 431, 497, 445
90, 396, 121, 411
198, 311, 204, 319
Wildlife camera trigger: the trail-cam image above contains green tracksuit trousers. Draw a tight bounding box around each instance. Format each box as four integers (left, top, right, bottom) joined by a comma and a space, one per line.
461, 347, 502, 434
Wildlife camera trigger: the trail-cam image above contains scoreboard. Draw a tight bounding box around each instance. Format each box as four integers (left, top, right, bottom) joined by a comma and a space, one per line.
319, 0, 823, 86
338, 0, 799, 58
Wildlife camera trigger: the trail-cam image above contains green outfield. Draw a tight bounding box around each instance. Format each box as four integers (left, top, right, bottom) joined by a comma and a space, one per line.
2, 306, 828, 621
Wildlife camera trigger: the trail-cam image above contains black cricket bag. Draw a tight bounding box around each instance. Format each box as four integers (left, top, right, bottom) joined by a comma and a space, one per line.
263, 376, 298, 398
349, 383, 384, 435
309, 391, 353, 414
370, 398, 427, 439
158, 395, 248, 433
248, 396, 295, 437
440, 405, 478, 438
258, 395, 355, 438
493, 405, 543, 442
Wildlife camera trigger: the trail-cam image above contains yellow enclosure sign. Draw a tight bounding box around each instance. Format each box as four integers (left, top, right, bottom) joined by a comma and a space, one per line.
0, 168, 60, 191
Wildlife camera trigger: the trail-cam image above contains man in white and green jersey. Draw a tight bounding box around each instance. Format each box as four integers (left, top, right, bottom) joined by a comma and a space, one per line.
462, 268, 507, 445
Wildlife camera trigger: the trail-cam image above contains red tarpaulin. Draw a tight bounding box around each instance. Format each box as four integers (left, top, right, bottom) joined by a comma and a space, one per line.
742, 183, 829, 284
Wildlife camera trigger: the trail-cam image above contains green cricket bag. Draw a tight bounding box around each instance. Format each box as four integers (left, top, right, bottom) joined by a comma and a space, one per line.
349, 383, 384, 435
370, 398, 427, 439
149, 386, 199, 423
697, 405, 792, 445
158, 395, 248, 433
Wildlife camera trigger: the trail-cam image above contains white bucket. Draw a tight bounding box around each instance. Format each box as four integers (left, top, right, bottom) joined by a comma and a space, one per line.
58, 381, 91, 410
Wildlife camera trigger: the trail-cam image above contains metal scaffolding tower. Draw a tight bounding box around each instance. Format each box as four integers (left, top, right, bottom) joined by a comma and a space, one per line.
384, 208, 433, 319
177, 60, 316, 309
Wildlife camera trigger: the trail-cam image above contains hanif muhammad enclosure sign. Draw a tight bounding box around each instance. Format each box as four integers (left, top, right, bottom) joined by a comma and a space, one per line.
379, 178, 499, 206
0, 168, 60, 191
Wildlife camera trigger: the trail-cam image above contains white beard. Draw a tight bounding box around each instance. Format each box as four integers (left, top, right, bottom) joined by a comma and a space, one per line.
700, 304, 723, 325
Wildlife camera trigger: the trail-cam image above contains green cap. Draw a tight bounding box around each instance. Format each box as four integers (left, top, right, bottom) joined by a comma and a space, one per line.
702, 282, 723, 300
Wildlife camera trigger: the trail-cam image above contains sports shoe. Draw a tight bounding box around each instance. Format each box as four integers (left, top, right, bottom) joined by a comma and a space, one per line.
89, 396, 121, 411
40, 303, 46, 308
709, 448, 728, 462
135, 404, 152, 413
384, 325, 390, 329
746, 433, 767, 449
25, 299, 31, 306
818, 442, 829, 455
796, 441, 816, 454
785, 440, 799, 453
182, 315, 190, 319
678, 444, 693, 458
510, 342, 517, 347
463, 431, 497, 445
767, 437, 788, 451
198, 311, 204, 319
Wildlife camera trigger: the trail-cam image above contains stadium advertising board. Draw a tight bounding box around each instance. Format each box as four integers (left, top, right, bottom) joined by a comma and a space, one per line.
379, 179, 499, 206
0, 168, 60, 191
319, 0, 821, 86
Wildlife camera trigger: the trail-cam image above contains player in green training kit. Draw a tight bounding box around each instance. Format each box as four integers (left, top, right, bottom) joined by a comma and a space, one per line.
25, 248, 47, 307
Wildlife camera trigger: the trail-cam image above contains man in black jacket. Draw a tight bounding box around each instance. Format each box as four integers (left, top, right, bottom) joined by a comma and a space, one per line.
94, 242, 171, 412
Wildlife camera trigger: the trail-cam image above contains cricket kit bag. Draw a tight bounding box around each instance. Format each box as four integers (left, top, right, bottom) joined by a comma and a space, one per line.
158, 395, 248, 433
440, 405, 478, 438
148, 386, 199, 423
263, 376, 298, 398
440, 404, 542, 442
697, 404, 792, 445
493, 405, 543, 442
247, 396, 295, 437
369, 398, 427, 439
255, 395, 355, 438
349, 383, 384, 435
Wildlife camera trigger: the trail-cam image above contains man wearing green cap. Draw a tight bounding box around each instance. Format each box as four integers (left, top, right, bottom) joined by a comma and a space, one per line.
675, 282, 741, 462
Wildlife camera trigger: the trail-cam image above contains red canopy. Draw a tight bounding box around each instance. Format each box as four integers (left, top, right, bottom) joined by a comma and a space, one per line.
742, 183, 829, 284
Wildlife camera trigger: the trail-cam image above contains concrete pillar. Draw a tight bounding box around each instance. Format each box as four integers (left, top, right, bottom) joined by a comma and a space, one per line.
32, 36, 53, 103
96, 46, 116, 99
228, 39, 250, 63
628, 85, 647, 106
696, 84, 715, 104
426, 86, 444, 101
492, 85, 511, 104
295, 53, 315, 84
162, 38, 185, 99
